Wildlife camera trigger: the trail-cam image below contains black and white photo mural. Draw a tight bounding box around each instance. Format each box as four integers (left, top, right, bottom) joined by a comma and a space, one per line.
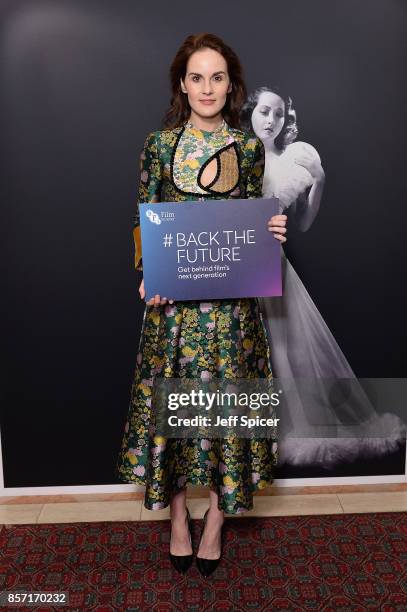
240, 87, 406, 477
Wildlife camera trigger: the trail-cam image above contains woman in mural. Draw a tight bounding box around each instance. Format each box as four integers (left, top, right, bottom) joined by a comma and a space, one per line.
116, 37, 287, 576
240, 86, 404, 468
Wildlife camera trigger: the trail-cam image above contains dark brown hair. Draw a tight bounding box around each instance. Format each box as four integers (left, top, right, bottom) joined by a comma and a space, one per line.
240, 86, 299, 150
163, 33, 247, 129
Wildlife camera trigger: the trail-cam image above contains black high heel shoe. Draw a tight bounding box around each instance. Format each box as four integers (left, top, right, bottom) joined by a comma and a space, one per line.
169, 507, 194, 574
196, 508, 224, 577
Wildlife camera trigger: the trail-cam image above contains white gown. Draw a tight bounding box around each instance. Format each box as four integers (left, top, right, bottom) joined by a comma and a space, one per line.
259, 142, 405, 467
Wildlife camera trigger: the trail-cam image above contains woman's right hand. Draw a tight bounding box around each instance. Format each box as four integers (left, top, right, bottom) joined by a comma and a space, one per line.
139, 278, 174, 306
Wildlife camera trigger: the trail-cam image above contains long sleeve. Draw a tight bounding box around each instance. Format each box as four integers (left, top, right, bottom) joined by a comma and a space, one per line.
246, 137, 265, 199
133, 131, 163, 271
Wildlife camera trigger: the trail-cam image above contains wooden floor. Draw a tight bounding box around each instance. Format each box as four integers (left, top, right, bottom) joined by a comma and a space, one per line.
1, 484, 406, 525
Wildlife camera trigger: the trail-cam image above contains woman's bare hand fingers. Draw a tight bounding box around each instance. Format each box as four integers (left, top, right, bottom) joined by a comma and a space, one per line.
273, 233, 287, 243
139, 279, 145, 300
268, 214, 287, 227
268, 226, 287, 234
267, 214, 287, 242
146, 295, 159, 306
145, 294, 175, 306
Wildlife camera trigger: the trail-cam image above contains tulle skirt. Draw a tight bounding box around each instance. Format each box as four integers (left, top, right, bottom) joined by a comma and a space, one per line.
258, 252, 405, 467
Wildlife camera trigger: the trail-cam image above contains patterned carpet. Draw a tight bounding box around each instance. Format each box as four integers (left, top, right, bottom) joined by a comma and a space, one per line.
0, 512, 406, 611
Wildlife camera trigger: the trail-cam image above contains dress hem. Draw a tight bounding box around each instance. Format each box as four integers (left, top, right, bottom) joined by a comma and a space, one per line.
115, 469, 274, 515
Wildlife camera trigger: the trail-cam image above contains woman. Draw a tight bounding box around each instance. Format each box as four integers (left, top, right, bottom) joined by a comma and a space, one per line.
240, 86, 404, 468
116, 35, 287, 577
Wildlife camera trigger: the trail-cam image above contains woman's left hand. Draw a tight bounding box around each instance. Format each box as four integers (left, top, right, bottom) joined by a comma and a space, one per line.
268, 214, 287, 243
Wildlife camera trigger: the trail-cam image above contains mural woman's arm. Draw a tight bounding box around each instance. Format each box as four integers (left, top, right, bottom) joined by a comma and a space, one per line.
291, 150, 325, 232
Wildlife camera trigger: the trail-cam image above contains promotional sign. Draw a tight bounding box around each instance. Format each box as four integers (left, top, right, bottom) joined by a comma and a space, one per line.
139, 198, 282, 301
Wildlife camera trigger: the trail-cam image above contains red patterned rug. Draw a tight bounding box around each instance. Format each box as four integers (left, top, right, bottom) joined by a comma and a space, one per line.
1, 512, 406, 611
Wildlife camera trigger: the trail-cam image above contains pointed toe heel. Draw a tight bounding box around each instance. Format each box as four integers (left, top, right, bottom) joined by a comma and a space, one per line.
196, 509, 224, 578
169, 507, 194, 575
169, 551, 194, 574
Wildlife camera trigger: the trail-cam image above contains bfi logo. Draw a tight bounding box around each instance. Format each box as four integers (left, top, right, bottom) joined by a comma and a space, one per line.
161, 211, 175, 221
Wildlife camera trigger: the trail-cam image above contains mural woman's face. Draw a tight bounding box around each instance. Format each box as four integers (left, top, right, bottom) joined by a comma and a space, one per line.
180, 48, 232, 123
251, 91, 286, 144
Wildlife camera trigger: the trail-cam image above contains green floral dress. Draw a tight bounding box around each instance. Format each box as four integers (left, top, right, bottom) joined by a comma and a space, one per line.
115, 119, 278, 514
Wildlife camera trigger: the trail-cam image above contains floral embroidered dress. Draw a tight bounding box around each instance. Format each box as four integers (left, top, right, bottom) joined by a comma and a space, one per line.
115, 119, 278, 514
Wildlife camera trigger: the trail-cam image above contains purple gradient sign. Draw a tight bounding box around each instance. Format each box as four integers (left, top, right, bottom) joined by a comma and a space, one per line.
139, 198, 282, 301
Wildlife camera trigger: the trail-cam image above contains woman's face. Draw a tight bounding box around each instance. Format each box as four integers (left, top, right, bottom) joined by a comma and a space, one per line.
251, 91, 286, 144
180, 47, 232, 122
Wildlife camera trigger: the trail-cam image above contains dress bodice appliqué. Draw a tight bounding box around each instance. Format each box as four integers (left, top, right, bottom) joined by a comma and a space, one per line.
133, 124, 264, 270
171, 119, 240, 197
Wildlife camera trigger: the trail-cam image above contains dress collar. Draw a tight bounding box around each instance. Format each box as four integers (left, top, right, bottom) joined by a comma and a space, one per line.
184, 118, 228, 135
